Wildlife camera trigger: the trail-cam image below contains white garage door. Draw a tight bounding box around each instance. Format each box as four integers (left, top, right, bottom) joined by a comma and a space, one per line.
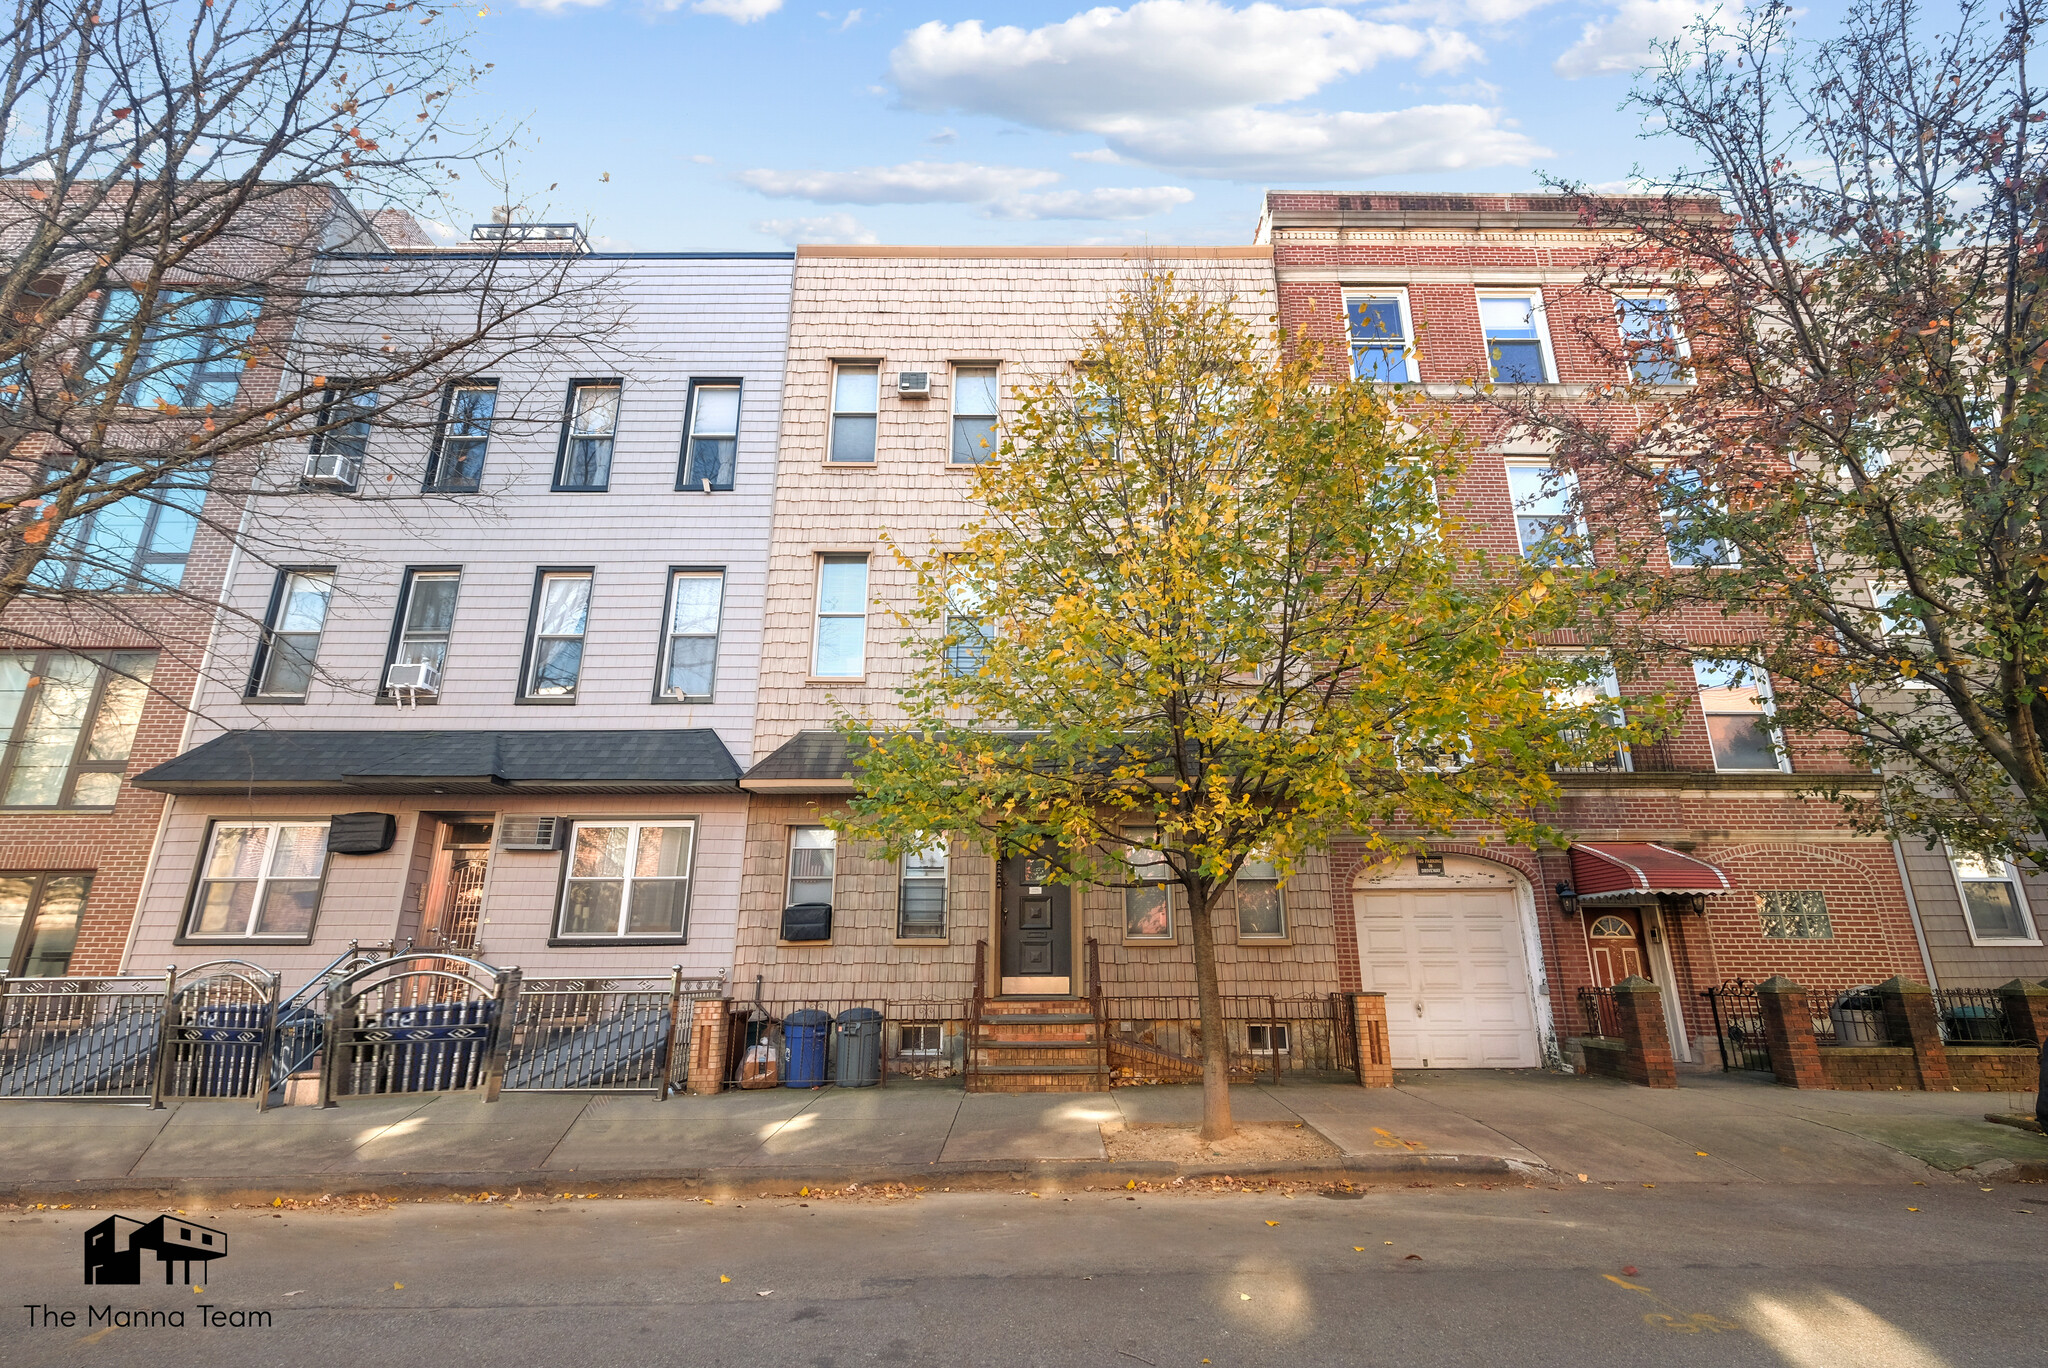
1356, 884, 1540, 1068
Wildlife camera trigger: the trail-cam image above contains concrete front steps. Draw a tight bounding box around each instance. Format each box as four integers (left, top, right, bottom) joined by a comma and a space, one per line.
967, 998, 1107, 1093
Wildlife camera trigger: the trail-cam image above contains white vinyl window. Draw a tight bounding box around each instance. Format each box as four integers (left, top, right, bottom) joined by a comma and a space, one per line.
1661, 468, 1739, 567
185, 820, 330, 938
898, 835, 948, 938
1506, 462, 1588, 565
787, 827, 837, 906
812, 555, 869, 677
951, 365, 1000, 464
427, 381, 496, 492
682, 382, 741, 491
557, 381, 621, 490
525, 571, 592, 698
1616, 295, 1688, 384
829, 364, 879, 463
1949, 850, 2039, 943
1548, 658, 1631, 773
1123, 829, 1173, 940
390, 570, 460, 682
557, 820, 696, 939
252, 570, 333, 698
661, 571, 724, 702
1236, 855, 1286, 939
1694, 658, 1788, 772
1478, 291, 1554, 384
1345, 291, 1413, 383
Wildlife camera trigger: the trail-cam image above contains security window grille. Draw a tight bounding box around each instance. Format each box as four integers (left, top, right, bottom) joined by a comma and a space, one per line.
1617, 296, 1687, 384
1124, 830, 1172, 940
185, 820, 330, 939
311, 385, 376, 466
525, 572, 592, 698
787, 827, 837, 907
662, 570, 724, 702
95, 290, 260, 408
1949, 851, 2036, 941
898, 836, 948, 937
1478, 293, 1551, 383
1694, 658, 1787, 772
1506, 462, 1587, 565
1548, 659, 1630, 773
829, 364, 879, 463
1661, 468, 1738, 567
250, 570, 334, 698
427, 382, 496, 492
1757, 890, 1832, 940
0, 871, 90, 977
899, 1022, 943, 1056
388, 570, 460, 683
951, 365, 1000, 464
556, 382, 621, 490
557, 820, 697, 939
0, 651, 153, 809
29, 461, 210, 592
1236, 856, 1285, 938
812, 555, 869, 677
1246, 1023, 1291, 1055
1346, 293, 1412, 382
681, 382, 741, 491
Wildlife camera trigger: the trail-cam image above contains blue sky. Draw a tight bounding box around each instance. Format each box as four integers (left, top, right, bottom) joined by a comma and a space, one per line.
432, 0, 1843, 251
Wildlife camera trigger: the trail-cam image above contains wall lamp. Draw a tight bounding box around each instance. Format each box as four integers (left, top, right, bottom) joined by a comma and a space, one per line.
1659, 891, 1710, 917
1555, 881, 1582, 918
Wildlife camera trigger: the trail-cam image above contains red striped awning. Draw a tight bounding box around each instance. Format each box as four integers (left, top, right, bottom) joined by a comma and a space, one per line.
1569, 843, 1733, 901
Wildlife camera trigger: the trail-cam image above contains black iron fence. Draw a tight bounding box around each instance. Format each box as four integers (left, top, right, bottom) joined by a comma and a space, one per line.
1701, 980, 1771, 1073
726, 999, 969, 1089
1100, 994, 1356, 1083
505, 973, 724, 1094
1577, 986, 1623, 1039
1935, 987, 2022, 1045
1802, 986, 1895, 1046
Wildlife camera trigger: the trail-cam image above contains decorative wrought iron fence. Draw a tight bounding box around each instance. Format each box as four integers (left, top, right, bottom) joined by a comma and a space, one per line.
1807, 986, 1893, 1046
321, 953, 517, 1102
504, 972, 724, 1096
1935, 987, 2021, 1045
1577, 986, 1624, 1039
156, 962, 279, 1109
1099, 995, 1356, 1083
726, 998, 893, 1089
1701, 980, 1771, 1073
883, 1002, 972, 1080
0, 974, 170, 1101
271, 942, 400, 1092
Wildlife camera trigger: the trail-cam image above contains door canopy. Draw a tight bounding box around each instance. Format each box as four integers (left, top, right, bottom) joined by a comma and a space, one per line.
1569, 843, 1732, 902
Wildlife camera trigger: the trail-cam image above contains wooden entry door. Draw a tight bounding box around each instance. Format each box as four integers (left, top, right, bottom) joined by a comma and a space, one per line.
1586, 909, 1651, 986
999, 851, 1072, 994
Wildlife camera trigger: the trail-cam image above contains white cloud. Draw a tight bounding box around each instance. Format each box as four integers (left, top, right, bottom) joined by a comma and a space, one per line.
926, 127, 959, 145
688, 153, 717, 165
1100, 105, 1546, 178
1071, 148, 1124, 163
1372, 0, 1563, 23
688, 0, 783, 22
735, 160, 1060, 204
753, 213, 879, 245
1554, 0, 1712, 79
987, 186, 1196, 219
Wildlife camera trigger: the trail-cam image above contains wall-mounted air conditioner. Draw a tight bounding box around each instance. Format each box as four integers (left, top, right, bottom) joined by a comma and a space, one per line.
303, 450, 361, 489
896, 371, 931, 396
500, 815, 564, 851
384, 661, 441, 695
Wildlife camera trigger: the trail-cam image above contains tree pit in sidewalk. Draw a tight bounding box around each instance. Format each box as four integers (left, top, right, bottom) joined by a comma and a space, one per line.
1102, 1120, 1340, 1165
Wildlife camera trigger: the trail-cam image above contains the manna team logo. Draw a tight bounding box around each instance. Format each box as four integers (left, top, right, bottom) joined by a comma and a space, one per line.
84, 1214, 229, 1285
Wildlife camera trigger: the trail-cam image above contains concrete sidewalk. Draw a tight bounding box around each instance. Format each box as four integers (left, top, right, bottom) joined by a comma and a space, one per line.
3, 1069, 2042, 1201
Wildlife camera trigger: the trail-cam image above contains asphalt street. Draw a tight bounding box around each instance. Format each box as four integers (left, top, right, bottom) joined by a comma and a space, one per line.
4, 1178, 2041, 1367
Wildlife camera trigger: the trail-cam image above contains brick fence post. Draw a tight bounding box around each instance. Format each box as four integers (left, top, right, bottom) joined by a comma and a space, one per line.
1611, 976, 1678, 1088
1352, 992, 1393, 1088
1996, 979, 2048, 1047
1755, 976, 1830, 1089
686, 997, 731, 1096
1878, 976, 1950, 1090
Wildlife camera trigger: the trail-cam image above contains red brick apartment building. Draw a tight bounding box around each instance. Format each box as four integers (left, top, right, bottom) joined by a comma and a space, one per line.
1260, 191, 1931, 1070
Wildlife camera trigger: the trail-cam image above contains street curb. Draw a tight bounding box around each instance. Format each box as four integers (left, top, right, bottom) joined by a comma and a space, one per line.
0, 1154, 1543, 1208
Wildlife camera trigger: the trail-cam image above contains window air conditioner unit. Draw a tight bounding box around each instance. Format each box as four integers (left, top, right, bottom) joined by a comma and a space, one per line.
896, 371, 931, 396
303, 450, 361, 489
384, 661, 442, 695
499, 815, 564, 851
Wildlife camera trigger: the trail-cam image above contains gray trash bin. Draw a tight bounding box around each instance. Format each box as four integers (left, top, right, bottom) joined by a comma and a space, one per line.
835, 1007, 883, 1088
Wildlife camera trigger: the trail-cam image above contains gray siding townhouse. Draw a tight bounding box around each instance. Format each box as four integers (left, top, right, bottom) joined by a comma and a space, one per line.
120, 236, 795, 988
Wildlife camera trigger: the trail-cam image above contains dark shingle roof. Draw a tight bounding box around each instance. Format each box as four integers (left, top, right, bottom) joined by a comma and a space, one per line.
741, 730, 856, 791
132, 729, 741, 795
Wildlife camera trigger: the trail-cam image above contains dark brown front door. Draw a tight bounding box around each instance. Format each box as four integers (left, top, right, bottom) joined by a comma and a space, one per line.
1586, 909, 1650, 986
1000, 851, 1072, 991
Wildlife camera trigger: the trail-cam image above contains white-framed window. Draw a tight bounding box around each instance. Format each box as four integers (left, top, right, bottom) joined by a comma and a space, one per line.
1123, 829, 1173, 940
0, 651, 155, 807
944, 561, 989, 677
898, 1022, 944, 1056
951, 365, 1000, 464
1246, 1023, 1291, 1055
898, 835, 948, 938
1694, 658, 1788, 772
1948, 850, 2039, 943
1345, 291, 1414, 383
250, 569, 334, 698
812, 555, 869, 677
1616, 294, 1689, 384
387, 569, 460, 685
660, 570, 724, 702
1477, 290, 1555, 384
681, 381, 741, 491
1548, 657, 1631, 773
184, 820, 330, 939
1506, 461, 1589, 565
524, 570, 592, 699
829, 364, 879, 463
556, 381, 621, 491
1660, 467, 1739, 567
427, 381, 496, 492
556, 820, 697, 939
787, 826, 837, 906
1236, 855, 1286, 939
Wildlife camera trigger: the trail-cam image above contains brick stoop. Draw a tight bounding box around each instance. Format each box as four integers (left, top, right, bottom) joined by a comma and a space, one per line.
967, 998, 1107, 1093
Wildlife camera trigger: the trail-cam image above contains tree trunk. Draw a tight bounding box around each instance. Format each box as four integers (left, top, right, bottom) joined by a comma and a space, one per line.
1187, 879, 1234, 1140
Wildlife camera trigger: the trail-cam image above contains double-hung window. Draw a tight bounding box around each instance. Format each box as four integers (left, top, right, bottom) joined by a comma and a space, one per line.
950, 365, 1000, 464
426, 381, 496, 492
95, 290, 260, 408
1236, 856, 1286, 939
1617, 295, 1687, 384
309, 384, 376, 483
660, 570, 724, 702
1868, 581, 1935, 688
1346, 292, 1413, 382
384, 569, 460, 693
1505, 461, 1588, 565
1478, 292, 1553, 383
1660, 467, 1738, 567
829, 364, 879, 463
1949, 850, 2038, 943
523, 570, 592, 699
1547, 657, 1630, 773
184, 820, 330, 940
680, 381, 741, 491
0, 872, 91, 977
898, 835, 948, 938
787, 827, 837, 906
812, 555, 869, 678
0, 651, 154, 808
249, 571, 334, 699
944, 562, 990, 677
29, 461, 210, 592
1693, 658, 1787, 772
557, 820, 697, 940
555, 381, 621, 490
1123, 830, 1173, 940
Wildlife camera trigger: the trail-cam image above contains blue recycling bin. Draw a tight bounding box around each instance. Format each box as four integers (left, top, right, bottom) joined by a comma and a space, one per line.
783, 1009, 833, 1088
